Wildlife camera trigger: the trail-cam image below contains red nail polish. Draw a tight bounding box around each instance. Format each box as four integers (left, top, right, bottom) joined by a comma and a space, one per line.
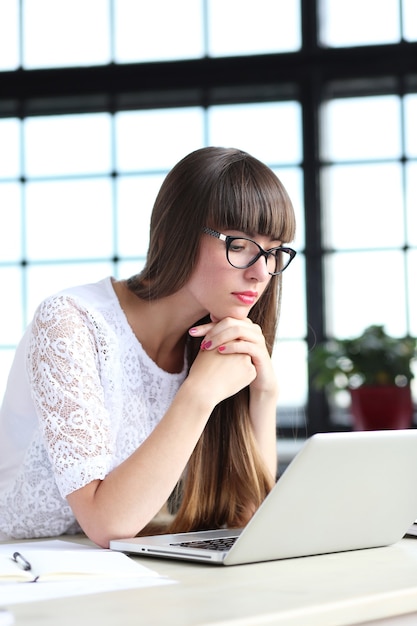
218, 345, 226, 352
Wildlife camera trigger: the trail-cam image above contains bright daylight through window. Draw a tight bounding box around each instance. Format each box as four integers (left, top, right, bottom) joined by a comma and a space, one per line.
0, 0, 416, 434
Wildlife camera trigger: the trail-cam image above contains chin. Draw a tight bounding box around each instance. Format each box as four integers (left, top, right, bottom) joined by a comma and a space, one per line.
214, 308, 252, 321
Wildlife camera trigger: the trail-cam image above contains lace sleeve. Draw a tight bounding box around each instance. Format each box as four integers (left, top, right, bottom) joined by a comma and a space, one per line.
27, 295, 114, 497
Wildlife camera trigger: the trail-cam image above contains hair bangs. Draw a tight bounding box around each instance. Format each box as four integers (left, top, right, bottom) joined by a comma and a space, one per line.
206, 156, 296, 244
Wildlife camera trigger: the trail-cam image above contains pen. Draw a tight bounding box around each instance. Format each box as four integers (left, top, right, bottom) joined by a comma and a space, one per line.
12, 551, 32, 572
11, 552, 39, 582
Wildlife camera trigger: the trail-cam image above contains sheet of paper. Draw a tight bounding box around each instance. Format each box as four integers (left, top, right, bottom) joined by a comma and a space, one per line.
0, 539, 176, 606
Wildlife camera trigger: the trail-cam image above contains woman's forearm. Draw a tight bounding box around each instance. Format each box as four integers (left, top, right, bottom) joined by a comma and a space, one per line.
67, 349, 257, 548
249, 388, 279, 480
67, 380, 214, 547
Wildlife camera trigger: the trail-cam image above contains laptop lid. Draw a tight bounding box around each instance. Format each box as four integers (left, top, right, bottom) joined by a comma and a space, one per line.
110, 430, 417, 565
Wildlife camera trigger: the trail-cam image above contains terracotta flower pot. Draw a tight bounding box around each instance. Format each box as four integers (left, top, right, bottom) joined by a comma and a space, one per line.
350, 385, 413, 431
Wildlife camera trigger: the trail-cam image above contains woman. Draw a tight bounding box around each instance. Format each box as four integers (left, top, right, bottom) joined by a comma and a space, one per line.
0, 147, 296, 548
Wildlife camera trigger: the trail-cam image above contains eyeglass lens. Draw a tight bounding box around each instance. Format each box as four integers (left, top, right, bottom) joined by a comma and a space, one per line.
227, 238, 291, 274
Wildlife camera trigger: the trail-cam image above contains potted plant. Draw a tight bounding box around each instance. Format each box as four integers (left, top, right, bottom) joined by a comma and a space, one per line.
309, 325, 416, 430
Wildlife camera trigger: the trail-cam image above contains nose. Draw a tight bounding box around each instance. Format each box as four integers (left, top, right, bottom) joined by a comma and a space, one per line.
244, 254, 270, 282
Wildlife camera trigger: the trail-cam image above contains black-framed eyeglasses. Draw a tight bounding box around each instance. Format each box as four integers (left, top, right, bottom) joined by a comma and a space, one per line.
202, 227, 296, 276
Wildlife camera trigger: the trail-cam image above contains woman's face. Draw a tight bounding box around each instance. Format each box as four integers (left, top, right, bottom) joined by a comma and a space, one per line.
185, 229, 280, 321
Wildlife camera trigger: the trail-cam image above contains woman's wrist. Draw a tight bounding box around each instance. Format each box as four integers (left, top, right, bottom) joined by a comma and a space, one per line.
175, 377, 217, 419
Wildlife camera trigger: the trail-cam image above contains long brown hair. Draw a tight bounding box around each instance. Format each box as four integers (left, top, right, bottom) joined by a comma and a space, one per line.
128, 147, 296, 531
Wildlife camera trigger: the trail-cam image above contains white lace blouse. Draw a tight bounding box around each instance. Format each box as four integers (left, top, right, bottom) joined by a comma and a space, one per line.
0, 277, 188, 540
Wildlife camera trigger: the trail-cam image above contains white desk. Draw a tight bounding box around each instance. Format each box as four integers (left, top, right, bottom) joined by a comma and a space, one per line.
5, 537, 417, 626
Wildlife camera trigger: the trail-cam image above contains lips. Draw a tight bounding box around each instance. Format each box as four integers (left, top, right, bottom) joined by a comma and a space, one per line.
232, 291, 258, 305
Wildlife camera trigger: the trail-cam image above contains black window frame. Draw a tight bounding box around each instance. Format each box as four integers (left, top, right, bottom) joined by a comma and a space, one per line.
1, 1, 416, 437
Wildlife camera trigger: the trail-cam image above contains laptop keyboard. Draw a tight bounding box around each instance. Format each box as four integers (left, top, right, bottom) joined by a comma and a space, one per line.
170, 536, 238, 551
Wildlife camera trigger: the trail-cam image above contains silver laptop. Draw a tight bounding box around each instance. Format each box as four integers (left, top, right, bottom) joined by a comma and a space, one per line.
110, 430, 417, 566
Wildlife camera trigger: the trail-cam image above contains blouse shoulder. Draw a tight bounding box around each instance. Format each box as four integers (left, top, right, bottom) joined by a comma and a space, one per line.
30, 277, 118, 333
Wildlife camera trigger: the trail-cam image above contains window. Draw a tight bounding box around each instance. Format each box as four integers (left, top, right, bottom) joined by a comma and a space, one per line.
0, 0, 416, 434
321, 95, 407, 338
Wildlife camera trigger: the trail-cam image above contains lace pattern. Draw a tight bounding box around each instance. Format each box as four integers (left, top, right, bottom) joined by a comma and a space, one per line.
0, 279, 187, 539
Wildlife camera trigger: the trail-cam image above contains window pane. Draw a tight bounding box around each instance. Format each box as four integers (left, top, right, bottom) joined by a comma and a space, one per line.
0, 0, 19, 70
321, 96, 401, 161
208, 102, 302, 165
325, 251, 407, 337
0, 267, 24, 344
322, 163, 404, 249
278, 254, 306, 339
208, 0, 301, 56
114, 0, 204, 62
117, 259, 146, 280
23, 0, 111, 69
0, 183, 21, 261
272, 339, 308, 408
25, 179, 114, 260
319, 0, 400, 47
276, 167, 305, 249
403, 0, 417, 41
115, 108, 204, 172
0, 118, 20, 178
404, 94, 417, 157
406, 163, 417, 246
116, 174, 164, 258
408, 250, 417, 337
24, 114, 112, 177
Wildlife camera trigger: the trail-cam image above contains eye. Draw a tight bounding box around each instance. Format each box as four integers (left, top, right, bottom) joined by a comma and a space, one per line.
228, 239, 247, 253
268, 247, 282, 257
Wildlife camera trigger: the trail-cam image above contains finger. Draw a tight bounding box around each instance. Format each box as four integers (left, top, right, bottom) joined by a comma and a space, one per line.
191, 350, 257, 401
188, 322, 216, 338
203, 322, 263, 351
214, 341, 276, 394
216, 339, 261, 359
189, 315, 248, 338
